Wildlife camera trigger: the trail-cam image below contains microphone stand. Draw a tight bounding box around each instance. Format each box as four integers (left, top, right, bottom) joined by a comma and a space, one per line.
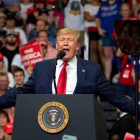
135, 56, 139, 140
53, 58, 58, 94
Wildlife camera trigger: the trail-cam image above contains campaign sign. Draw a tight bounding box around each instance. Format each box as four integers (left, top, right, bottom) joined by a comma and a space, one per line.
19, 44, 44, 70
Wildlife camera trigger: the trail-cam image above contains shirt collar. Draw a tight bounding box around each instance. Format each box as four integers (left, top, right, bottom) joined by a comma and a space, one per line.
120, 112, 128, 118
57, 56, 77, 68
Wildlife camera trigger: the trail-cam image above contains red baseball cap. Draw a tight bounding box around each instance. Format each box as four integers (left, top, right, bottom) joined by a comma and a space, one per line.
27, 7, 38, 16
0, 52, 3, 61
46, 0, 56, 4
4, 122, 13, 134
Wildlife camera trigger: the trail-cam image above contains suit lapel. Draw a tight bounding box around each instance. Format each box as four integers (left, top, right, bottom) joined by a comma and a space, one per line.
73, 58, 86, 94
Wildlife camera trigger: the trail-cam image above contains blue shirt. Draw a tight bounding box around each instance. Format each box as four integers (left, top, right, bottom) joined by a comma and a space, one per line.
96, 0, 122, 36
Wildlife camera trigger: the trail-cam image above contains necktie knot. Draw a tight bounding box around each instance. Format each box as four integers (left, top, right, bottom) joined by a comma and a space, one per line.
63, 62, 68, 66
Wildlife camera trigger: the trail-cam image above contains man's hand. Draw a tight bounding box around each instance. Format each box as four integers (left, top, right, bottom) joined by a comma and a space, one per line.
26, 65, 33, 76
48, 41, 53, 47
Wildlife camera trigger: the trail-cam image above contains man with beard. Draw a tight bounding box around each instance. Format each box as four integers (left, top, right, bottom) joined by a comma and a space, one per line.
3, 12, 27, 46
1, 31, 19, 72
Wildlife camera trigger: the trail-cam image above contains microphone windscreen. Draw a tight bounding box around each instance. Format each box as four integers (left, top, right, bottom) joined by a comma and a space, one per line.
57, 50, 66, 59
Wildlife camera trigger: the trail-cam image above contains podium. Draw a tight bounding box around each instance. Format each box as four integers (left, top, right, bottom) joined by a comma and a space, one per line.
12, 94, 106, 140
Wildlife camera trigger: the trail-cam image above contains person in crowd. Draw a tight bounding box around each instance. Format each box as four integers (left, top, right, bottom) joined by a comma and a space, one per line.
37, 30, 57, 59
0, 12, 7, 45
26, 7, 39, 39
1, 31, 19, 72
0, 28, 137, 119
0, 72, 9, 96
3, 0, 20, 13
13, 68, 25, 88
37, 9, 49, 22
11, 31, 57, 77
3, 12, 27, 46
46, 0, 64, 29
62, 0, 86, 58
120, 3, 138, 20
0, 53, 14, 88
95, 0, 123, 81
28, 19, 56, 46
113, 3, 138, 99
0, 110, 11, 140
34, 0, 46, 9
0, 1, 5, 13
84, 0, 104, 66
17, 0, 34, 22
109, 97, 135, 140
0, 44, 8, 72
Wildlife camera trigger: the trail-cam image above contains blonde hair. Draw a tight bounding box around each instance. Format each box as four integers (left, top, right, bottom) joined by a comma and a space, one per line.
56, 28, 80, 45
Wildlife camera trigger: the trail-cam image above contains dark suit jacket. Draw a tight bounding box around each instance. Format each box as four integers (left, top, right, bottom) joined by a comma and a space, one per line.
0, 58, 135, 115
109, 114, 135, 140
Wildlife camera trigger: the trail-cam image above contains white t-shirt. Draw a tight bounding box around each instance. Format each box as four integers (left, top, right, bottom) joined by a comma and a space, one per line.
11, 54, 24, 69
64, 0, 85, 31
4, 56, 8, 72
8, 72, 15, 88
84, 4, 100, 28
3, 27, 27, 46
17, 3, 34, 19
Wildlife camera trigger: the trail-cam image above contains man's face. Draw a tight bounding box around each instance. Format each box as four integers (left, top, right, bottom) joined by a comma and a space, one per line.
14, 71, 25, 86
39, 13, 48, 22
6, 19, 15, 28
0, 17, 6, 27
46, 3, 55, 10
35, 2, 45, 9
36, 20, 46, 32
56, 33, 79, 62
5, 35, 17, 46
0, 75, 9, 91
120, 5, 130, 19
38, 31, 49, 43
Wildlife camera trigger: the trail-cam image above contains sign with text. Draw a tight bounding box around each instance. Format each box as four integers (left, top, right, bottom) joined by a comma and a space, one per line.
19, 44, 44, 70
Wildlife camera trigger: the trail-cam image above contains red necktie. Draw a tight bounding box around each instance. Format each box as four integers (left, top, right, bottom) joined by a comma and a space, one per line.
57, 62, 68, 94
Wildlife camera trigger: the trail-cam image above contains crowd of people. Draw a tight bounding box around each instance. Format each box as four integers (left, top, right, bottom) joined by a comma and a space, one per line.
0, 0, 140, 139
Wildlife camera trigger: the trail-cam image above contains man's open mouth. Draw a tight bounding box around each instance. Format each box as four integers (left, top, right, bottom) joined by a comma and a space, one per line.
63, 48, 69, 54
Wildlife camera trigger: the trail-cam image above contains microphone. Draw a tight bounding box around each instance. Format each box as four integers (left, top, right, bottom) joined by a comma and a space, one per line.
53, 50, 66, 94
56, 50, 66, 60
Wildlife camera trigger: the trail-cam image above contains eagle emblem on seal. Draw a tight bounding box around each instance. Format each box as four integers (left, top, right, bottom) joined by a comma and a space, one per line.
46, 109, 61, 125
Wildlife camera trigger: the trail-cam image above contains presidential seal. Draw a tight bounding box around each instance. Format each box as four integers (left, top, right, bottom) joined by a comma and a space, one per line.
38, 102, 69, 133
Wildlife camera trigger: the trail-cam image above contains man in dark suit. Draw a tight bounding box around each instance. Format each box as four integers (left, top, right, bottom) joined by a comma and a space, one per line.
0, 28, 136, 116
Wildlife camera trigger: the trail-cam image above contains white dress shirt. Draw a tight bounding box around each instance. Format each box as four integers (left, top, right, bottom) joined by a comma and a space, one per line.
52, 56, 77, 94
